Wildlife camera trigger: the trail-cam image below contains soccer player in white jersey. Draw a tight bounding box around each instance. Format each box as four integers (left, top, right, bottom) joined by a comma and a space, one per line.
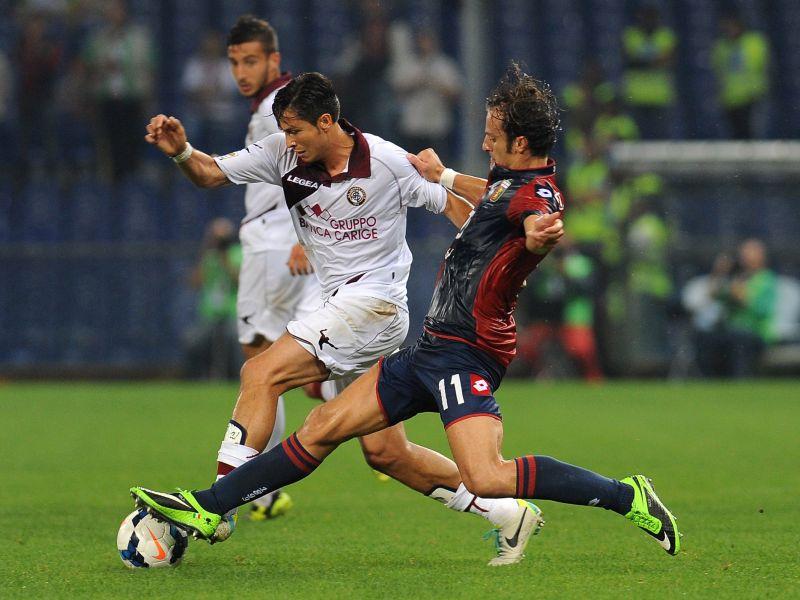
224, 15, 315, 521
142, 72, 544, 564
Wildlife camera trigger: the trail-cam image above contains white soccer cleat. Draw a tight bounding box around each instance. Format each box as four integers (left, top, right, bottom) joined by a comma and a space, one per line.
485, 499, 544, 566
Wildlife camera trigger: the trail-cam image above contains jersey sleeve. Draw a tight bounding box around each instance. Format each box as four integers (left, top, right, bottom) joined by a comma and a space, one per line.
506, 180, 562, 226
214, 133, 284, 186
396, 157, 447, 214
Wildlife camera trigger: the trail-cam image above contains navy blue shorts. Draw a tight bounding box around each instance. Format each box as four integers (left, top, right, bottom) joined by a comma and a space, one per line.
376, 333, 506, 429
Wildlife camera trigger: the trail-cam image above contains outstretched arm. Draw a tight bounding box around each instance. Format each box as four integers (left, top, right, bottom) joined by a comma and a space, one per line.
145, 114, 230, 188
407, 149, 487, 206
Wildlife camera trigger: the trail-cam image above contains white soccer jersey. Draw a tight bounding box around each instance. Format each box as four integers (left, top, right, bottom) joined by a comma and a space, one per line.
215, 120, 447, 306
240, 74, 297, 251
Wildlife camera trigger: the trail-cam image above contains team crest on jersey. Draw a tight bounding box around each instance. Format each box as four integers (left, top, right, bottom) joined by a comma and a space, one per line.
346, 186, 368, 206
470, 374, 491, 396
486, 179, 512, 202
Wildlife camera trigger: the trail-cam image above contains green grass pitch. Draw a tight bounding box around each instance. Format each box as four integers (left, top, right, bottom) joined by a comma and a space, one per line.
2, 380, 798, 599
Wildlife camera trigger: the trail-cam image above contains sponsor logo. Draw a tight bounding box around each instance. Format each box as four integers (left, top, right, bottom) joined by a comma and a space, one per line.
486, 179, 512, 202
470, 374, 491, 396
504, 508, 527, 548
243, 487, 269, 502
589, 498, 600, 506
217, 151, 238, 161
318, 329, 338, 350
346, 186, 367, 206
535, 182, 564, 210
145, 526, 167, 560
287, 175, 320, 189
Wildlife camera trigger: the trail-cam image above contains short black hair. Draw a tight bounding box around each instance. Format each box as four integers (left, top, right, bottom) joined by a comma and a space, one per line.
272, 72, 341, 126
227, 14, 278, 54
486, 62, 560, 156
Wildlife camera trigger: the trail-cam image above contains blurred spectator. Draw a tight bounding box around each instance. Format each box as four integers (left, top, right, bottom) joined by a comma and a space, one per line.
181, 30, 239, 153
562, 60, 615, 133
684, 240, 777, 378
518, 243, 604, 381
564, 135, 609, 251
335, 14, 396, 139
15, 12, 63, 176
711, 11, 770, 139
390, 28, 461, 163
82, 0, 154, 183
622, 5, 676, 139
184, 218, 243, 380
682, 253, 735, 377
722, 239, 777, 376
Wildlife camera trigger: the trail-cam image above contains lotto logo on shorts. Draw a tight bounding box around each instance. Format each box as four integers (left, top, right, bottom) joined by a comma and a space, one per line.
470, 374, 491, 396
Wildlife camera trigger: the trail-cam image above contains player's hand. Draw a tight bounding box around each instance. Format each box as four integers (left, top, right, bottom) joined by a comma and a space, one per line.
406, 148, 445, 184
144, 114, 188, 157
525, 211, 564, 254
287, 243, 313, 276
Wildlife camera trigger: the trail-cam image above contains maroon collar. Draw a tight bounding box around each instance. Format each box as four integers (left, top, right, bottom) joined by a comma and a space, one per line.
250, 72, 293, 114
333, 119, 371, 180
296, 119, 371, 183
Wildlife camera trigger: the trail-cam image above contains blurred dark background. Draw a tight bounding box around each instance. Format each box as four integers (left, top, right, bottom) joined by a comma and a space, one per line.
1, 0, 799, 379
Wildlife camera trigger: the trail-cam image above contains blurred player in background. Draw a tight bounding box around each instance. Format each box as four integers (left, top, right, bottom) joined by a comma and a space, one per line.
138, 71, 545, 564
133, 64, 681, 560
222, 15, 318, 522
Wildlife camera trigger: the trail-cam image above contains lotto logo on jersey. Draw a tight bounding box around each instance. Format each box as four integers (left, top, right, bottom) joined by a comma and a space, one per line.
470, 374, 491, 396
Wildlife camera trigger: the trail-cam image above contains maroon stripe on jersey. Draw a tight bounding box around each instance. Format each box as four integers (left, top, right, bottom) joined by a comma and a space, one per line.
471, 237, 544, 367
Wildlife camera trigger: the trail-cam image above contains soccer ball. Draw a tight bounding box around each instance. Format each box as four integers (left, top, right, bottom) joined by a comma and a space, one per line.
117, 508, 188, 568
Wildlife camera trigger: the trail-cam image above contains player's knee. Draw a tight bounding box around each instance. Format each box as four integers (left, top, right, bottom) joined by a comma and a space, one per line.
240, 356, 281, 393
297, 404, 342, 448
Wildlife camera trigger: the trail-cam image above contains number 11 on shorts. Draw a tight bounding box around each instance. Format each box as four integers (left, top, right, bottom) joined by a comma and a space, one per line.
438, 374, 465, 410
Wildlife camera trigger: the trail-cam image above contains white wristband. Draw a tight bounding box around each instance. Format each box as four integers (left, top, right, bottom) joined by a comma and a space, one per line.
171, 142, 194, 164
439, 167, 458, 191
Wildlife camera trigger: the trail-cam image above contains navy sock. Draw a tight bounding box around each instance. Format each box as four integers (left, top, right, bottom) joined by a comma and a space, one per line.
195, 433, 321, 515
515, 455, 633, 515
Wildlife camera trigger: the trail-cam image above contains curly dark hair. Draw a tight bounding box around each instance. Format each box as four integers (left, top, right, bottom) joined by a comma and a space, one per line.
486, 62, 561, 156
272, 72, 341, 126
227, 14, 278, 54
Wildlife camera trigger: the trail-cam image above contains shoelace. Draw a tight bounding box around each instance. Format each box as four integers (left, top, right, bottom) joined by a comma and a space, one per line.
482, 529, 502, 554
628, 510, 661, 533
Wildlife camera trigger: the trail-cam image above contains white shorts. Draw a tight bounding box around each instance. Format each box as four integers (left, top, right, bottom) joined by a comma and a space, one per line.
286, 291, 409, 378
237, 247, 322, 345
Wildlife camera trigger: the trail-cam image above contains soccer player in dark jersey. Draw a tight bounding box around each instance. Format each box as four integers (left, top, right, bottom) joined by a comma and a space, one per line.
132, 64, 681, 558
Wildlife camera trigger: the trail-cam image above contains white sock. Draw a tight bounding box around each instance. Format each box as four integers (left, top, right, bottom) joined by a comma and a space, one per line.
444, 483, 521, 526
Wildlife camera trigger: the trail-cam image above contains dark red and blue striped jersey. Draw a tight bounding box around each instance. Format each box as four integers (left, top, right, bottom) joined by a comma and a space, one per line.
423, 160, 564, 367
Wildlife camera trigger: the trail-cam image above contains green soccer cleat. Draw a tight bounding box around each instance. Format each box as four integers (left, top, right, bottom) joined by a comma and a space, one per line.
130, 486, 235, 544
484, 500, 545, 566
622, 475, 681, 555
249, 490, 294, 521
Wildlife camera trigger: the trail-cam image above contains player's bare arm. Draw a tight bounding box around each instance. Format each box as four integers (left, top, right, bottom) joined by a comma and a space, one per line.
442, 191, 474, 228
524, 211, 564, 254
407, 148, 487, 205
144, 114, 230, 188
